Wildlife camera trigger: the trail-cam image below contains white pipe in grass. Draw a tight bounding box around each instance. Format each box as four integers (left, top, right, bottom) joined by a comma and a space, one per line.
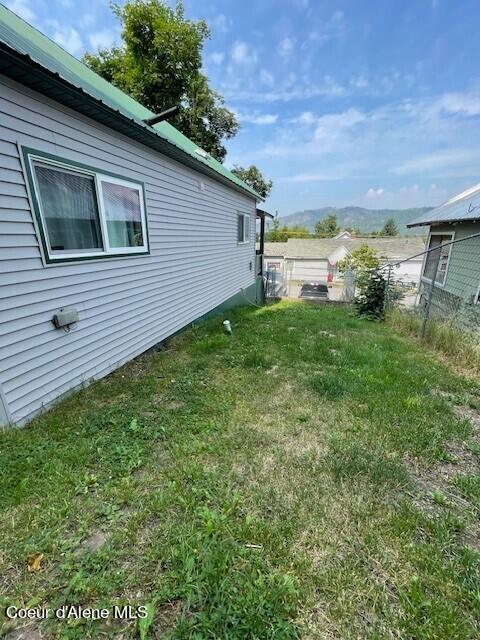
223, 320, 232, 335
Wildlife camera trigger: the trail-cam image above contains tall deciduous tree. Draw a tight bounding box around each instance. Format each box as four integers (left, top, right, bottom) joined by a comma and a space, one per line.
314, 214, 340, 238
231, 165, 273, 199
83, 1, 238, 162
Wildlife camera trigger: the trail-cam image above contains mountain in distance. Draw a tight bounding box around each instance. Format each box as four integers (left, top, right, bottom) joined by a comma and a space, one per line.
279, 206, 433, 235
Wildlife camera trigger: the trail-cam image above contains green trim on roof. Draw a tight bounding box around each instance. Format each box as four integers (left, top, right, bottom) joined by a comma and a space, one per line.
0, 4, 260, 200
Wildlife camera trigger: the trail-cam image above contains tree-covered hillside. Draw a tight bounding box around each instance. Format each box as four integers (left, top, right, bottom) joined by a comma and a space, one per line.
280, 206, 432, 235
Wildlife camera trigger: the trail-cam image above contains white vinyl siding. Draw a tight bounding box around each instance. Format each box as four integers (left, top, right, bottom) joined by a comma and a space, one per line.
0, 75, 256, 425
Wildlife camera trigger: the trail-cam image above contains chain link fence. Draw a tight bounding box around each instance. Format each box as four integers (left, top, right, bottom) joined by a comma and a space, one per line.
345, 232, 480, 338
263, 232, 480, 341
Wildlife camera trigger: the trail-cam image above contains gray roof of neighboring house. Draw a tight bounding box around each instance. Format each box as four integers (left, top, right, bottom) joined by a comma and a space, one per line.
263, 237, 426, 261
262, 242, 290, 256
407, 184, 480, 227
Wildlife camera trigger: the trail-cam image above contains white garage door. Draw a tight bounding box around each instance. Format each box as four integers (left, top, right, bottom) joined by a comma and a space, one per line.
291, 259, 329, 281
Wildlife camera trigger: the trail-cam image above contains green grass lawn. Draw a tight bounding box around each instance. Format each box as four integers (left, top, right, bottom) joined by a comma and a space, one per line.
1, 301, 479, 639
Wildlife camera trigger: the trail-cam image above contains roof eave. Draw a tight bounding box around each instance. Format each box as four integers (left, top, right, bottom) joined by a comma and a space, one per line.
406, 221, 432, 228
256, 208, 274, 219
0, 43, 260, 201
407, 217, 480, 228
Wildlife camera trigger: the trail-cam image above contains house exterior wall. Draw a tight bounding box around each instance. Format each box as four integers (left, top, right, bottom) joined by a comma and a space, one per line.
433, 222, 480, 301
387, 259, 423, 285
263, 255, 423, 286
289, 258, 330, 282
418, 221, 480, 325
264, 257, 284, 273
0, 76, 257, 426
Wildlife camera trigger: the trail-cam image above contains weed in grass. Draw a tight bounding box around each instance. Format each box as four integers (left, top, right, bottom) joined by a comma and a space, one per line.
452, 474, 480, 510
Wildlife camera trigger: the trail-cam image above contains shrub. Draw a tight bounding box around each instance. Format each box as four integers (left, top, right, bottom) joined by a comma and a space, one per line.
354, 269, 387, 320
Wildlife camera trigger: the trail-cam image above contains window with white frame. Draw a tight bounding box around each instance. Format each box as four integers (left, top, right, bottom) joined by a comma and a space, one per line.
25, 150, 148, 262
422, 233, 453, 286
237, 213, 250, 244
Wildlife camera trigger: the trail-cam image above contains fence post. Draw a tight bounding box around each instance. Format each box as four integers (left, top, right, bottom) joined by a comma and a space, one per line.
384, 265, 392, 314
420, 247, 441, 339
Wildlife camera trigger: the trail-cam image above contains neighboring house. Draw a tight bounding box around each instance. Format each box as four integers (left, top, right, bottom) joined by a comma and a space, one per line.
263, 237, 425, 293
407, 185, 480, 324
0, 6, 263, 427
333, 230, 353, 240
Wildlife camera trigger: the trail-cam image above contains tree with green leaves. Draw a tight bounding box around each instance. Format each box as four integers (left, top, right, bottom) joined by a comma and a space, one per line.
355, 269, 387, 320
231, 165, 273, 199
83, 1, 238, 162
339, 244, 380, 294
381, 217, 399, 236
339, 244, 380, 273
314, 214, 340, 238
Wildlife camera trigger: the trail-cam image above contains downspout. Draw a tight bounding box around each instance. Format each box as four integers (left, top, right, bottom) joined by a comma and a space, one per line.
0, 381, 11, 427
260, 214, 265, 257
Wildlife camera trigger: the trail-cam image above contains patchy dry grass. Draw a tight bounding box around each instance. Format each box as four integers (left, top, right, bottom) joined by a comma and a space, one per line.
1, 301, 479, 639
387, 307, 480, 375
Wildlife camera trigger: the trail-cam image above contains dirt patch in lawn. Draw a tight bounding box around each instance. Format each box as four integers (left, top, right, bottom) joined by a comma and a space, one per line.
407, 403, 480, 547
75, 530, 108, 555
4, 624, 44, 640
151, 600, 185, 638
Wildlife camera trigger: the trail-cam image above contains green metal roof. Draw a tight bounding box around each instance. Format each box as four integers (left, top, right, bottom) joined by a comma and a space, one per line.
0, 4, 260, 199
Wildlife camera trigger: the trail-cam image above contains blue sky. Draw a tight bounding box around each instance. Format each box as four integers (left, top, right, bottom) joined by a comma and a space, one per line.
6, 0, 480, 216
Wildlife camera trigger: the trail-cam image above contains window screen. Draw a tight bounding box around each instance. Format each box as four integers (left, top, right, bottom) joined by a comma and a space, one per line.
237, 213, 250, 243
244, 215, 250, 241
237, 214, 244, 242
423, 234, 452, 285
101, 180, 144, 248
33, 163, 103, 253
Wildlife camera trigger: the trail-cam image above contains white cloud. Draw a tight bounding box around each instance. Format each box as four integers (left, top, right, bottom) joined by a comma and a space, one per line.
259, 69, 274, 87
231, 41, 257, 65
210, 51, 225, 65
250, 114, 278, 125
52, 25, 84, 56
304, 10, 347, 47
284, 172, 341, 182
235, 110, 278, 125
278, 37, 294, 57
393, 149, 478, 175
89, 29, 118, 51
313, 108, 366, 142
295, 111, 316, 125
223, 76, 346, 103
350, 75, 369, 90
366, 187, 385, 198
238, 84, 480, 211
438, 91, 480, 117
5, 0, 36, 23
211, 14, 231, 34
351, 184, 449, 209
79, 14, 96, 29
